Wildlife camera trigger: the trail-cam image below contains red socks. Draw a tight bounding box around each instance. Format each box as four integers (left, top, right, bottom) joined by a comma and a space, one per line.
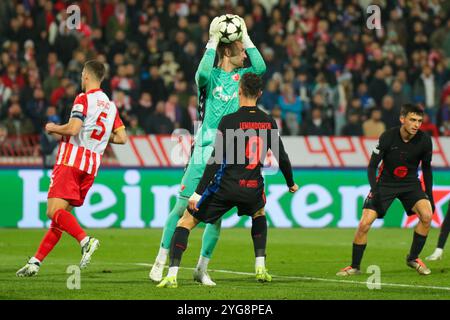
34, 222, 63, 262
53, 209, 87, 243
33, 209, 86, 263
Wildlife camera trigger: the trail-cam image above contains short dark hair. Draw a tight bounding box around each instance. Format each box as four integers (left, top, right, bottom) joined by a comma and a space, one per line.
84, 60, 106, 82
240, 73, 263, 98
400, 103, 424, 117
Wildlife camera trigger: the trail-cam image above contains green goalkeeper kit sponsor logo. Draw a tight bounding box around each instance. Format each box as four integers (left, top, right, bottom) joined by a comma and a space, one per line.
0, 169, 448, 228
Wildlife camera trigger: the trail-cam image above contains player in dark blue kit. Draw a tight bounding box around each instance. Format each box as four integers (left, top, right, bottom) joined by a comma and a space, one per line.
157, 73, 298, 288
337, 104, 435, 276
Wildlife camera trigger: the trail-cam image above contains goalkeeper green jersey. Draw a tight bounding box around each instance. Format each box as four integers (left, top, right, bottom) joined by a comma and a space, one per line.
178, 46, 266, 198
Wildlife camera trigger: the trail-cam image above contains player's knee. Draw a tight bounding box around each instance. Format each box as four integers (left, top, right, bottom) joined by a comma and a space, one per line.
357, 220, 371, 234
420, 212, 432, 226
46, 208, 56, 219
178, 212, 198, 230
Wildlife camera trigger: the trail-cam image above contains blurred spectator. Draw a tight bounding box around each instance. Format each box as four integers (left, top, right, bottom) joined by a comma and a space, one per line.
127, 115, 145, 136
2, 103, 34, 136
110, 64, 136, 100
58, 81, 78, 123
363, 108, 385, 138
108, 30, 128, 64
114, 90, 133, 126
53, 26, 79, 66
0, 0, 449, 141
310, 93, 334, 132
380, 95, 400, 129
147, 101, 175, 134
0, 123, 7, 143
164, 94, 191, 131
141, 65, 168, 105
356, 83, 375, 110
1, 62, 25, 90
0, 77, 11, 112
43, 62, 65, 99
67, 50, 86, 85
347, 96, 365, 121
421, 113, 439, 138
173, 79, 190, 109
25, 87, 47, 133
368, 69, 389, 107
133, 92, 153, 133
40, 106, 60, 168
302, 108, 332, 136
382, 30, 407, 62
389, 79, 409, 111
159, 51, 180, 90
278, 84, 302, 135
341, 111, 363, 136
413, 65, 441, 123
186, 95, 198, 131
270, 106, 284, 135
260, 79, 279, 112
105, 3, 128, 44
437, 95, 450, 136
294, 70, 312, 109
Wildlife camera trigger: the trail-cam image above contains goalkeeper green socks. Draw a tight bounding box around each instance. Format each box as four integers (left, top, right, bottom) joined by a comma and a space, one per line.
200, 219, 222, 259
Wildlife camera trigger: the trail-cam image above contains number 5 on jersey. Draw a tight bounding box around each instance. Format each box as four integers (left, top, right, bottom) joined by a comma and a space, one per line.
91, 112, 107, 141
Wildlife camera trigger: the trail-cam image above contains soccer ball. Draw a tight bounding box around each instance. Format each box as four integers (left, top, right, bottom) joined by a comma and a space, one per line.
218, 14, 243, 43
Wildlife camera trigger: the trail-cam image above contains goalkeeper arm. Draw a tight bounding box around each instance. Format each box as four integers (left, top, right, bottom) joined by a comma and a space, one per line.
195, 16, 222, 88
238, 16, 266, 76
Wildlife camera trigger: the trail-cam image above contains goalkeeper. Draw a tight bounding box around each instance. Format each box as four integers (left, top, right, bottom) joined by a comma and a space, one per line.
149, 15, 266, 286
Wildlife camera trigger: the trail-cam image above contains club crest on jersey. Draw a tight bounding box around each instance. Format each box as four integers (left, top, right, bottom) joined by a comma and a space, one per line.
232, 74, 240, 82
393, 166, 408, 178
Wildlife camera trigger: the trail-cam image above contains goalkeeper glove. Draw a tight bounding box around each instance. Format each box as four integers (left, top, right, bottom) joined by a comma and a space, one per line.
206, 16, 222, 49
237, 16, 255, 49
188, 192, 202, 212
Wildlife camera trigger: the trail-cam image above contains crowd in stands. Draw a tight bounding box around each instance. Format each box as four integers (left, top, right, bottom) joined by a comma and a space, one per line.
1, 0, 450, 145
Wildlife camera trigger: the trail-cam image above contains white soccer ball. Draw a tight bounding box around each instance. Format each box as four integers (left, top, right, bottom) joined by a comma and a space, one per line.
218, 14, 243, 44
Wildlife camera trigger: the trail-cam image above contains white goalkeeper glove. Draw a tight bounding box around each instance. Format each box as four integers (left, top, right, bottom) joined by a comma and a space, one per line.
188, 192, 202, 212
206, 16, 222, 50
237, 16, 255, 49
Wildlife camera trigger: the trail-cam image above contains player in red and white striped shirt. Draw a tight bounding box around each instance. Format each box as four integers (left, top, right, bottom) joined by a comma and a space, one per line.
17, 60, 127, 277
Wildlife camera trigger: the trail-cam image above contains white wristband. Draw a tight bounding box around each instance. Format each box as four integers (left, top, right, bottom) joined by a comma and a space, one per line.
242, 35, 255, 49
189, 192, 202, 202
206, 38, 219, 50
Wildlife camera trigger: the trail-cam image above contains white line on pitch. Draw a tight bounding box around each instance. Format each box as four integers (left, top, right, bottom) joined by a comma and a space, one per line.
135, 263, 450, 292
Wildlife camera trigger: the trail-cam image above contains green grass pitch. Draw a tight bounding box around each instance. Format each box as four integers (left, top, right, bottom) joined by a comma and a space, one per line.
1, 228, 449, 300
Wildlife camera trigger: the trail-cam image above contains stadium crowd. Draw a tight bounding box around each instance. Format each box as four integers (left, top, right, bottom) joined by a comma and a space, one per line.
0, 0, 450, 144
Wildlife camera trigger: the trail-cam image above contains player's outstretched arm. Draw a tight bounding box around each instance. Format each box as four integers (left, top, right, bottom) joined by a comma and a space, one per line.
195, 16, 222, 88
109, 127, 128, 144
269, 119, 295, 190
238, 16, 266, 76
45, 118, 82, 136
